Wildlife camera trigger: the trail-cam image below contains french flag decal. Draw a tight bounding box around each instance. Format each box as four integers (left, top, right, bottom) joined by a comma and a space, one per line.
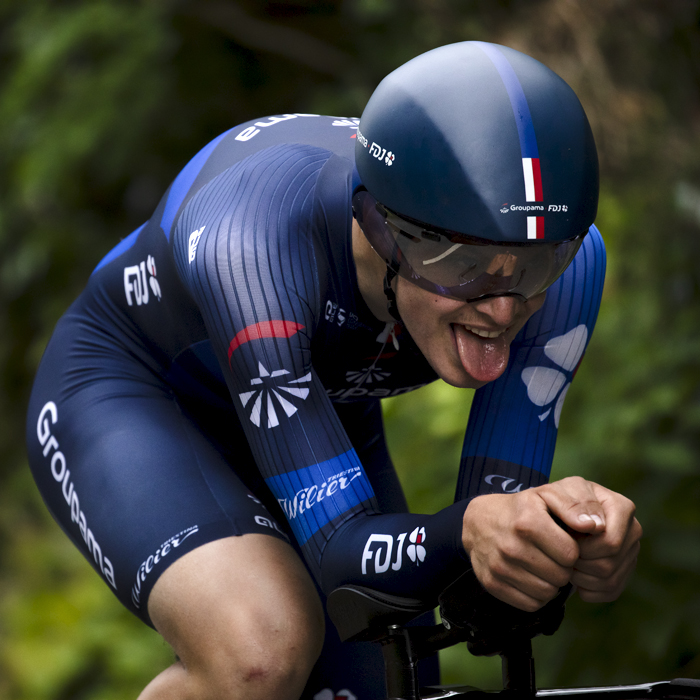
476, 43, 545, 239
522, 157, 543, 202
527, 216, 544, 240
524, 153, 544, 239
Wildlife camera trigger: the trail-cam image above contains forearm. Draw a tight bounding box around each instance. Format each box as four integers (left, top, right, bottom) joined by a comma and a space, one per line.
319, 500, 470, 600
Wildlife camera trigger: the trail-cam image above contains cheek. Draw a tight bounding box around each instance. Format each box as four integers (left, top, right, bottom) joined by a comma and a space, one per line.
396, 278, 463, 323
505, 292, 547, 339
402, 299, 449, 344
524, 292, 547, 320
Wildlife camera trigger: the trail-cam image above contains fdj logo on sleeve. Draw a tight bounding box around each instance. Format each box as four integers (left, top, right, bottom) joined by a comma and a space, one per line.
36, 401, 117, 589
361, 527, 426, 575
124, 255, 161, 306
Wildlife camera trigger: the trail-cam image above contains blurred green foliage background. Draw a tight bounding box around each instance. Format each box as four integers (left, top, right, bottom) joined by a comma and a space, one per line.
0, 1, 699, 697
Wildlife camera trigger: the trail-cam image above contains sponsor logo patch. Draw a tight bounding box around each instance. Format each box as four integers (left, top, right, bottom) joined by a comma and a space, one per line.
131, 526, 199, 608
234, 113, 320, 142
36, 401, 117, 590
356, 128, 395, 166
361, 526, 427, 575
124, 255, 161, 305
266, 453, 374, 544
484, 474, 523, 493
188, 226, 205, 263
277, 466, 363, 521
238, 362, 311, 429
254, 515, 288, 538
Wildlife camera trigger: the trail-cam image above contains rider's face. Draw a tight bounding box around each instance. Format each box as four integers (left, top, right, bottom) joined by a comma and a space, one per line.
395, 277, 546, 388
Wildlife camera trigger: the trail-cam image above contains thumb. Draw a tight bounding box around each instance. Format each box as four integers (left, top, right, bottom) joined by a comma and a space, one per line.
538, 479, 606, 535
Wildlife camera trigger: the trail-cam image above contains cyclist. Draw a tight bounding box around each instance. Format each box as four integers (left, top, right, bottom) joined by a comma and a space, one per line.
27, 42, 641, 700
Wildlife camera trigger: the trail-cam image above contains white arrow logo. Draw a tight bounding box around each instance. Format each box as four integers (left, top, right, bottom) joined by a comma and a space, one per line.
238, 362, 311, 428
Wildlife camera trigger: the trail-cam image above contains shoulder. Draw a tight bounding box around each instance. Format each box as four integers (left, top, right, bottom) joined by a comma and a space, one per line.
176, 143, 352, 239
161, 113, 359, 241
173, 143, 354, 291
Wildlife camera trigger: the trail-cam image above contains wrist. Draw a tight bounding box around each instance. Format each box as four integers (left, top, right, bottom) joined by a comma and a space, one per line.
461, 495, 486, 556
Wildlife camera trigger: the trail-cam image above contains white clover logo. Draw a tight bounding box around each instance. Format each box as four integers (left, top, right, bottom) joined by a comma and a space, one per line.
406, 526, 426, 564
520, 325, 588, 427
238, 361, 311, 428
147, 255, 162, 300
385, 151, 395, 166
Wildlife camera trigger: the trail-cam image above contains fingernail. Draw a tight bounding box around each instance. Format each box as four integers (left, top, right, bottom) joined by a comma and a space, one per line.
591, 514, 605, 527
578, 514, 593, 523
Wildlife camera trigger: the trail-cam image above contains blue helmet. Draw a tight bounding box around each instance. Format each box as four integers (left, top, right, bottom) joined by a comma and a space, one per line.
354, 41, 598, 244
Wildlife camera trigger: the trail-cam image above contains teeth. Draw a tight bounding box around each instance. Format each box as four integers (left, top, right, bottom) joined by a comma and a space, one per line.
463, 325, 504, 339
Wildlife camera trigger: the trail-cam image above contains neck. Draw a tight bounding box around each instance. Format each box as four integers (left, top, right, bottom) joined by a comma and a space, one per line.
351, 218, 394, 323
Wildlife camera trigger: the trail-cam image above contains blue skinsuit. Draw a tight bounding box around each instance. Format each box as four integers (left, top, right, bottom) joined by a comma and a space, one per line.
26, 113, 605, 698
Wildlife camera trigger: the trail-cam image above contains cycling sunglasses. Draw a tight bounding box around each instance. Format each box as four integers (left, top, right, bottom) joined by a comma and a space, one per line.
352, 189, 585, 303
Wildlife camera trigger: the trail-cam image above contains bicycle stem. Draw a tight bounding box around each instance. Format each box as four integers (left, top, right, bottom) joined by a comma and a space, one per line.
501, 638, 536, 695
381, 623, 467, 700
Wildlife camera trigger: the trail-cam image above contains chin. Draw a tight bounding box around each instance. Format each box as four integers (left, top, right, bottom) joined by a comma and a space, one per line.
446, 376, 489, 390
436, 365, 492, 390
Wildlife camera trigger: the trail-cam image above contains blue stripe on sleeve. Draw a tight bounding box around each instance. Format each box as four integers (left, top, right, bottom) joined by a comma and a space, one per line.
265, 449, 375, 544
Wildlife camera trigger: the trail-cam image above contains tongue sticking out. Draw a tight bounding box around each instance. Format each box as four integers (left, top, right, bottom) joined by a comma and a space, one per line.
453, 324, 510, 383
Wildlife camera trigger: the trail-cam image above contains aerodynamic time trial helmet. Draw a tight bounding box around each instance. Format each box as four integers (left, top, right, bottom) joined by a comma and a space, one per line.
352, 41, 599, 304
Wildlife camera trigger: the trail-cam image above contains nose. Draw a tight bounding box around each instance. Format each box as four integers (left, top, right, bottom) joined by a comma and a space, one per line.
470, 294, 524, 327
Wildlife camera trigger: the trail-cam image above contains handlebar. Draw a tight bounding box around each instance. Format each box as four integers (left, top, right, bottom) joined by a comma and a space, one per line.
327, 567, 570, 652
327, 568, 571, 698
327, 570, 700, 700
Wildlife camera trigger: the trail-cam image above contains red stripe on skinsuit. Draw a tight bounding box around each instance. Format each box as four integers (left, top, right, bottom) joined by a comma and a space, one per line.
228, 321, 305, 361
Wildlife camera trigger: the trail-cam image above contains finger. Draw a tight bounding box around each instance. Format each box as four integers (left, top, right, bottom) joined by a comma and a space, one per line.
501, 567, 567, 604
586, 486, 640, 557
576, 565, 637, 603
506, 490, 581, 568
572, 542, 639, 595
578, 515, 642, 561
477, 569, 559, 613
501, 539, 573, 589
472, 538, 571, 610
538, 477, 607, 535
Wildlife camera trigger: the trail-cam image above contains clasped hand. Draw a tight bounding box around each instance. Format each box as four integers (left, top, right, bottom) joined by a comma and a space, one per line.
462, 476, 642, 612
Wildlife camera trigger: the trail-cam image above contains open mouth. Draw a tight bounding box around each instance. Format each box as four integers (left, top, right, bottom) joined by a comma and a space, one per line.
450, 322, 511, 384
456, 324, 507, 340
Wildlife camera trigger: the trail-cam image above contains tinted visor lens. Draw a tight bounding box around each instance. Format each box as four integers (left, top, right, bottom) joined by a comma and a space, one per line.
353, 190, 584, 302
